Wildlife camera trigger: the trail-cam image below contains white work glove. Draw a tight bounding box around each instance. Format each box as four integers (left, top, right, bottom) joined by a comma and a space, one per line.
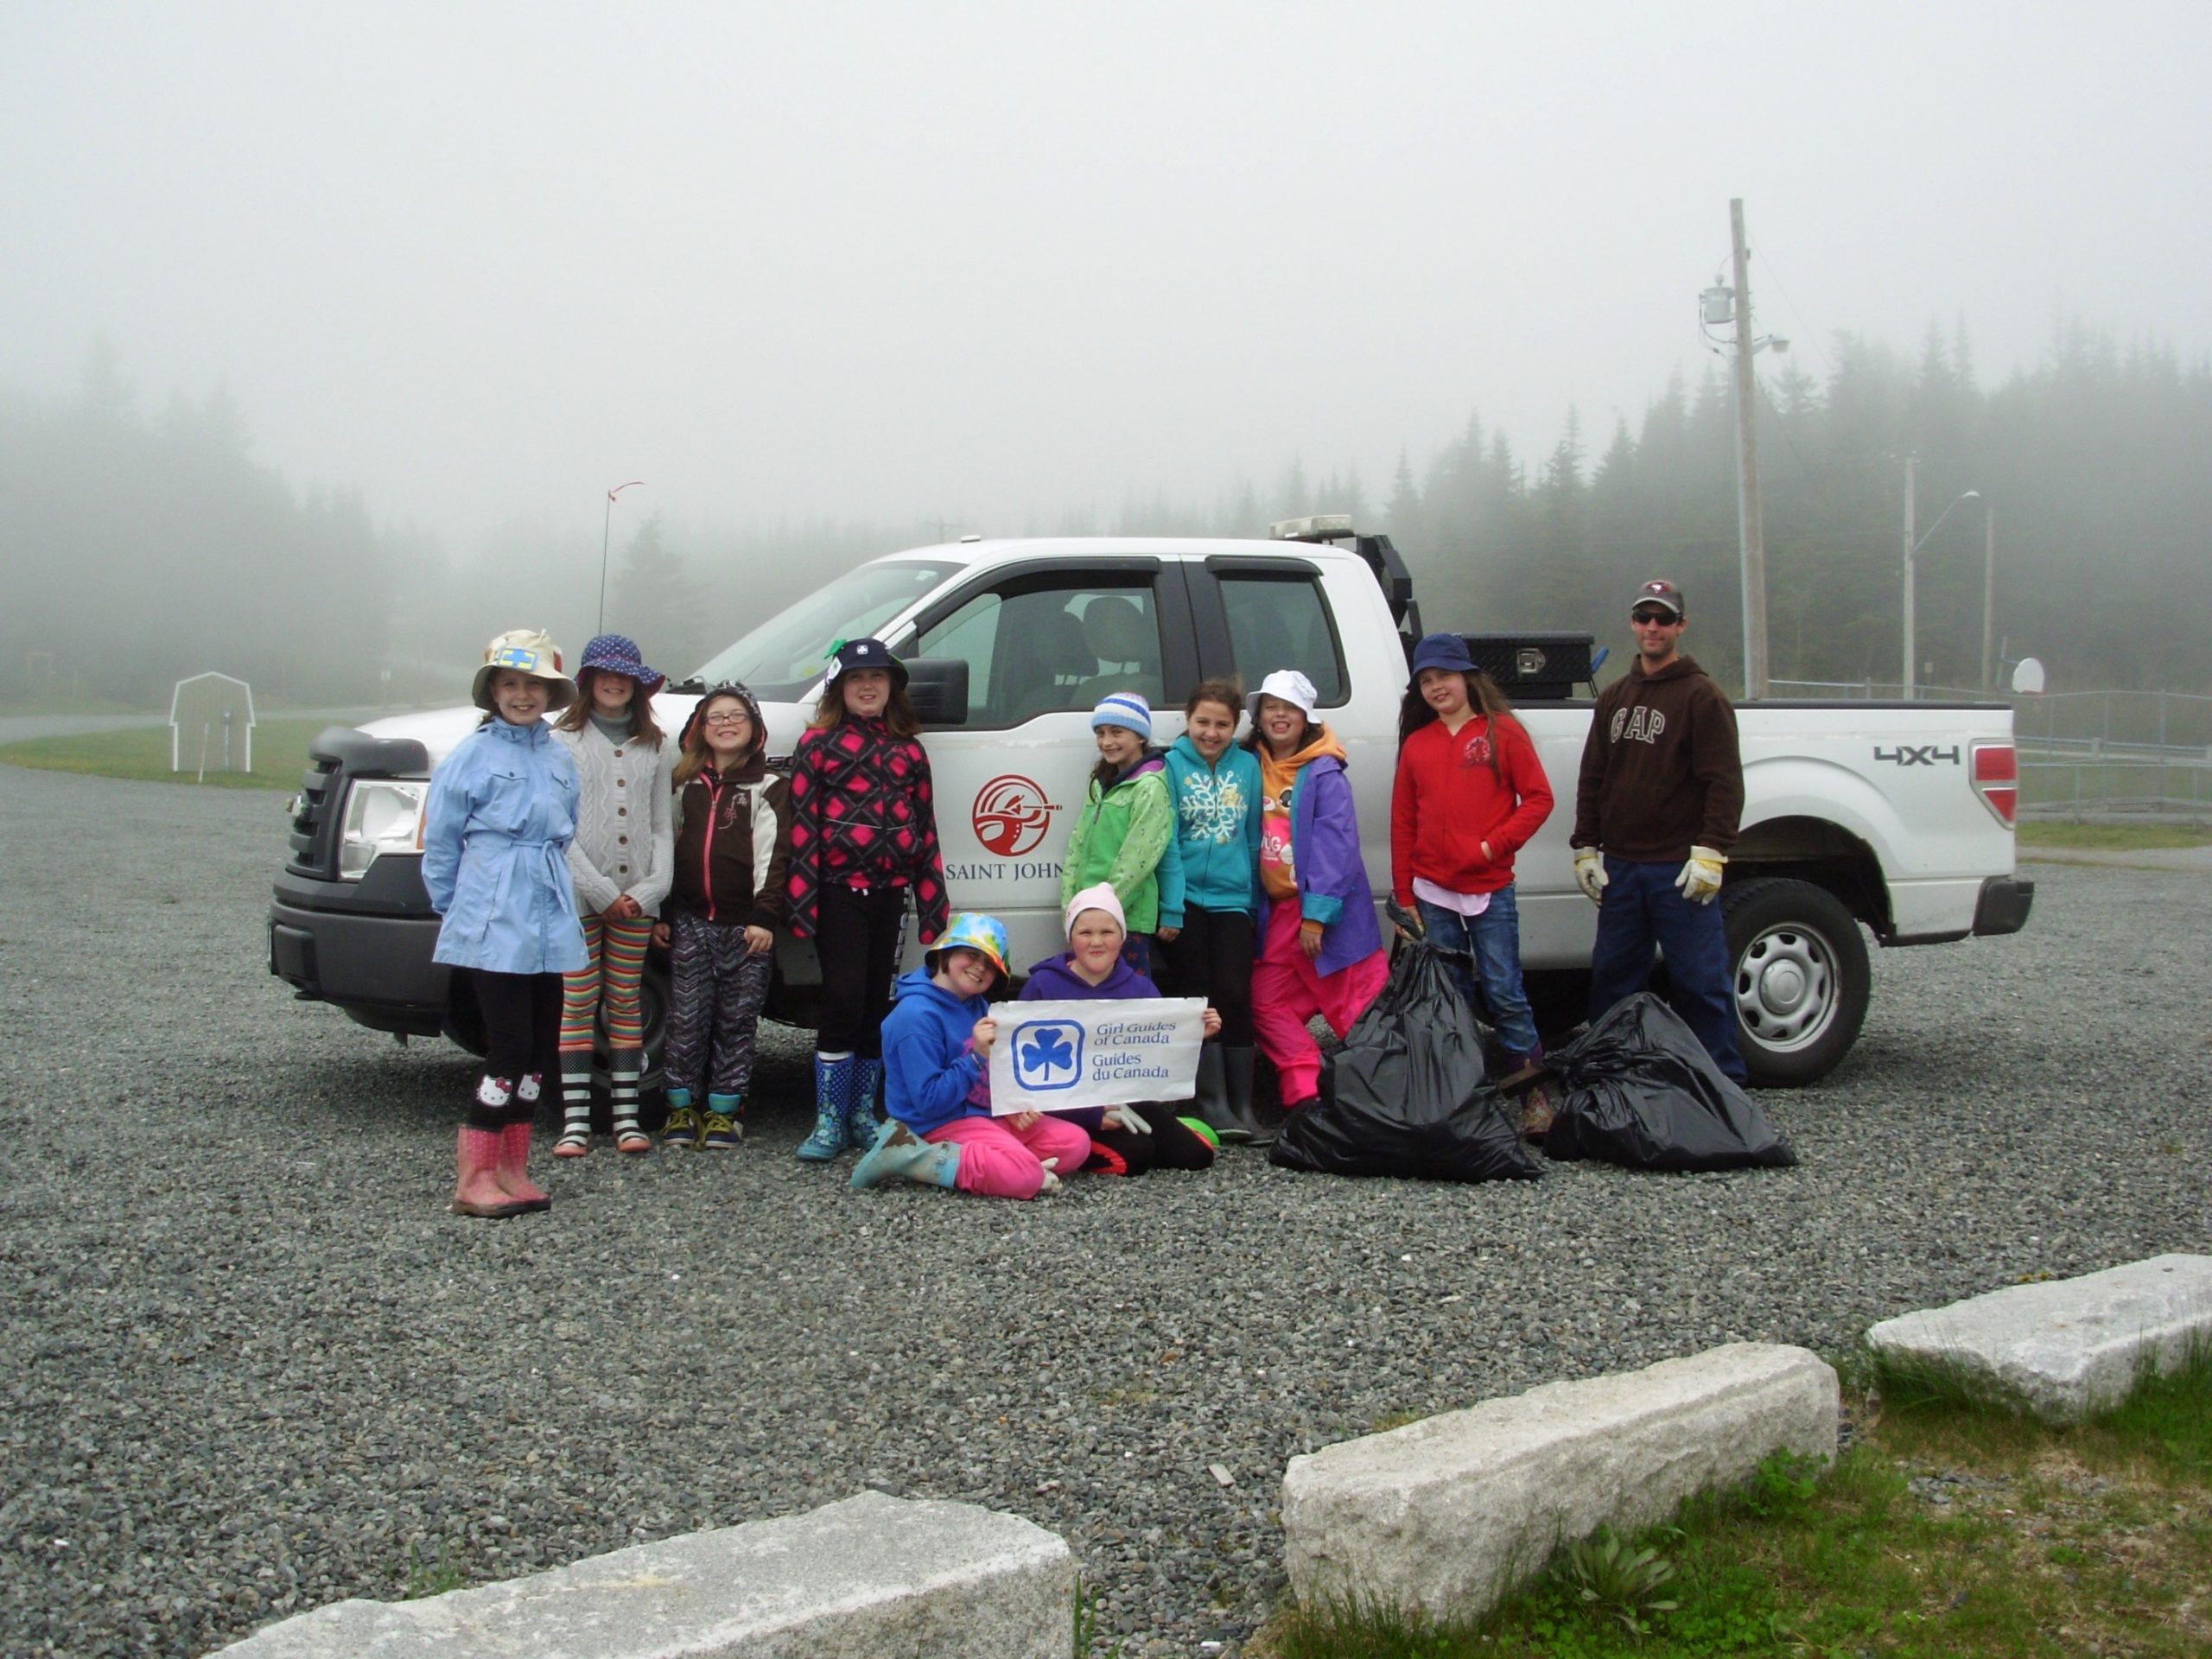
1675, 845, 1726, 905
1573, 848, 1608, 905
1037, 1157, 1063, 1195
1102, 1104, 1153, 1135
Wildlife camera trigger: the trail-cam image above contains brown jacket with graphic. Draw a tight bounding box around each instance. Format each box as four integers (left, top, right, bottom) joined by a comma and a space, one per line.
1570, 654, 1742, 861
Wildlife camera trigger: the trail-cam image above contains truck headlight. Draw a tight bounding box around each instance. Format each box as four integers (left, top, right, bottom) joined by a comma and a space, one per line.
340, 780, 428, 879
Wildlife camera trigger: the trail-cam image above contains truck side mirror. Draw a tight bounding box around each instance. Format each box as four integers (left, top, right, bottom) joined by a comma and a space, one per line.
905, 658, 970, 726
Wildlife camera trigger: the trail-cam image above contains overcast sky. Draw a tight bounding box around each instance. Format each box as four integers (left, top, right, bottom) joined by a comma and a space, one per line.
5, 1, 2206, 555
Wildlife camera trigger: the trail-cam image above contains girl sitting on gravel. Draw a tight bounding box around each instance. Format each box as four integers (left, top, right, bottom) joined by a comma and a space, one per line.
1018, 883, 1220, 1175
850, 914, 1092, 1199
656, 683, 793, 1151
423, 629, 588, 1219
1059, 692, 1184, 976
785, 638, 950, 1163
1244, 669, 1388, 1143
550, 633, 675, 1157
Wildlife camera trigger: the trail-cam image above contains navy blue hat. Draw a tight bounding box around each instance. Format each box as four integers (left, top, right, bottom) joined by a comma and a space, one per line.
824, 636, 908, 689
577, 632, 666, 697
1408, 632, 1478, 678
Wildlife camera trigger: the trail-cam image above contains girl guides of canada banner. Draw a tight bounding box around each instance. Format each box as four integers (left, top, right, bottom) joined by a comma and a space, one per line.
987, 998, 1206, 1114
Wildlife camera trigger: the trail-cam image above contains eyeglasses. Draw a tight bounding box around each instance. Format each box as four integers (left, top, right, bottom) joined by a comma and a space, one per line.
703, 711, 752, 727
1631, 611, 1679, 627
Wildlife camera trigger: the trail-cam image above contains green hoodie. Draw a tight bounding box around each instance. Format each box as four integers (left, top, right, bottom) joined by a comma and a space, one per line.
1059, 752, 1186, 932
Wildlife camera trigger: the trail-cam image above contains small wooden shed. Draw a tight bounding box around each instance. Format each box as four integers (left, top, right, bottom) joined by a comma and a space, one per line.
170, 672, 256, 775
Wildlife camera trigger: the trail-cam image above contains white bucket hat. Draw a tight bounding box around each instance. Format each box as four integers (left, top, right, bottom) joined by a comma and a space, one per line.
471, 628, 578, 714
1245, 668, 1319, 725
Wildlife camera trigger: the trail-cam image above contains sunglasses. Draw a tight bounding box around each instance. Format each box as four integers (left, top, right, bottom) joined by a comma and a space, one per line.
1631, 611, 1680, 626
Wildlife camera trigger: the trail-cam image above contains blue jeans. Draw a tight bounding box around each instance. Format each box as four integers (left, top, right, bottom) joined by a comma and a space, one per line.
1587, 855, 1747, 1082
1417, 887, 1541, 1060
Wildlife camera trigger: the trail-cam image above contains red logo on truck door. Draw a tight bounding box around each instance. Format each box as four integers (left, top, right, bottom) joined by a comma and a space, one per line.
972, 775, 1058, 856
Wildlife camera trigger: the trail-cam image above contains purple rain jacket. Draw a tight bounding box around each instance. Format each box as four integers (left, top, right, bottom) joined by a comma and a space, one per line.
1258, 751, 1383, 978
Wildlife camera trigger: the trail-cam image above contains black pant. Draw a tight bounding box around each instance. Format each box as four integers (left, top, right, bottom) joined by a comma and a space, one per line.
815, 884, 909, 1058
470, 969, 563, 1127
1156, 905, 1254, 1046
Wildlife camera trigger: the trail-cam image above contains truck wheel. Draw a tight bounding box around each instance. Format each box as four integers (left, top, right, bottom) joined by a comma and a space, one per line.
1721, 877, 1869, 1087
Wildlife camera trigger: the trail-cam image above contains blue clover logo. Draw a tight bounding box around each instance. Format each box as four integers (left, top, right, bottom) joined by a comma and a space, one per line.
1010, 1020, 1084, 1091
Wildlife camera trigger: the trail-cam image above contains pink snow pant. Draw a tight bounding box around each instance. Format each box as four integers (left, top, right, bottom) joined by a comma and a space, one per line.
921, 1113, 1093, 1201
1251, 898, 1390, 1105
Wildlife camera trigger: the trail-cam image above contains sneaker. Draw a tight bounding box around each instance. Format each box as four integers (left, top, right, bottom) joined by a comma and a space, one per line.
663, 1105, 702, 1149
700, 1110, 741, 1150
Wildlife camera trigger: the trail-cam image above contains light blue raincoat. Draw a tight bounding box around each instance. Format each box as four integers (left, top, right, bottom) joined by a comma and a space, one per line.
423, 717, 588, 975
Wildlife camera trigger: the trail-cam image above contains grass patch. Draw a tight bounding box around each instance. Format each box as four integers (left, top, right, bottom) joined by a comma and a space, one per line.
0, 718, 340, 790
2016, 821, 2212, 850
1259, 1359, 2212, 1658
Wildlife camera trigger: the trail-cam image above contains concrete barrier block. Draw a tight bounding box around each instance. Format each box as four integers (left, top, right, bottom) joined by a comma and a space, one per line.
215, 1490, 1074, 1658
1281, 1343, 1837, 1621
1867, 1253, 2212, 1423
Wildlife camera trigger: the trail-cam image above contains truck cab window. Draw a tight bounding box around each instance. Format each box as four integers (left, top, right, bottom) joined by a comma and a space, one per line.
917, 580, 1165, 728
1217, 575, 1345, 706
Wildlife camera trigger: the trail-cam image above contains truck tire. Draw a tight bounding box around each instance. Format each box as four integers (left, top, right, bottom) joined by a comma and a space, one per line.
1721, 877, 1869, 1087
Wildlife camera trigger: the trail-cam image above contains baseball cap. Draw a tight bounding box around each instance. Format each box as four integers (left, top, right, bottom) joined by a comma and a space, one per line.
1630, 580, 1684, 620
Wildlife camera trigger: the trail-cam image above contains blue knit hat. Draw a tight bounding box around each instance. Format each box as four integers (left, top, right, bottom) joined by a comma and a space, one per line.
1090, 690, 1153, 741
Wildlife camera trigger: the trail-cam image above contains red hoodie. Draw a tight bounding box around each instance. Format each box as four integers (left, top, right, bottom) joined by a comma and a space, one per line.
1390, 713, 1554, 906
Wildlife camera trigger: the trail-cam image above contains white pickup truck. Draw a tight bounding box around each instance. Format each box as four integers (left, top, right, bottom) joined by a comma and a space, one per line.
270, 525, 2032, 1085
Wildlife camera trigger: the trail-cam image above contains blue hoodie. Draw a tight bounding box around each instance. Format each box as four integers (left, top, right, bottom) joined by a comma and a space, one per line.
881, 967, 995, 1135
1163, 735, 1262, 915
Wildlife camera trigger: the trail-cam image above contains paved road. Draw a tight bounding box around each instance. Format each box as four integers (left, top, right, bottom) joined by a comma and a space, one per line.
2022, 844, 2212, 874
0, 707, 415, 746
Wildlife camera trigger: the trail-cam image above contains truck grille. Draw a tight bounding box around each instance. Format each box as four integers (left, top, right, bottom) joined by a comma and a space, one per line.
286, 751, 341, 874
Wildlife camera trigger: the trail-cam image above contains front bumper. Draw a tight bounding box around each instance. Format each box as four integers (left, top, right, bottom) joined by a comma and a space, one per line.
1971, 875, 2036, 937
269, 857, 450, 1035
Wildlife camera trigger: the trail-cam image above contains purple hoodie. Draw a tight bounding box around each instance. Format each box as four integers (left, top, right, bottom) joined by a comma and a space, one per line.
1014, 952, 1162, 1130
1256, 751, 1384, 977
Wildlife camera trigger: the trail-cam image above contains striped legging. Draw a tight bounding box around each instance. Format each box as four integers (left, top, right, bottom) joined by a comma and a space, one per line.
559, 912, 656, 1052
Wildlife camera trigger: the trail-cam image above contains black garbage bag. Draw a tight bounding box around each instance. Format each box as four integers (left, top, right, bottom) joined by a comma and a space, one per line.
1270, 929, 1542, 1184
1544, 993, 1797, 1171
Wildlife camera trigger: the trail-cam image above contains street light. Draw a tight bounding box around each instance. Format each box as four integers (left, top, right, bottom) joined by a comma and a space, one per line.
1900, 454, 1981, 697
598, 480, 646, 635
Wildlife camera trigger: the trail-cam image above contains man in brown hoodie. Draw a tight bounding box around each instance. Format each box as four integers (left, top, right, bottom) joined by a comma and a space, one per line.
1570, 580, 1747, 1081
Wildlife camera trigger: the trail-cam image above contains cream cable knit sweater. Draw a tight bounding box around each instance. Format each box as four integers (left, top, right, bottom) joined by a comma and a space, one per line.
554, 722, 676, 915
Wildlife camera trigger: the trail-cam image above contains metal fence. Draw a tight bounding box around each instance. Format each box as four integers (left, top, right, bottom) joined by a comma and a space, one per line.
1765, 681, 2212, 823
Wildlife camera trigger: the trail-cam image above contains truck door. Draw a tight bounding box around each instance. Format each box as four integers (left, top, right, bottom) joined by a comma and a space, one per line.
898, 556, 1199, 975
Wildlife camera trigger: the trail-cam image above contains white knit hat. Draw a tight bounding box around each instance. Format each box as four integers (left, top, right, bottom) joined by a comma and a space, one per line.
1064, 882, 1126, 938
1245, 668, 1319, 724
1090, 691, 1152, 741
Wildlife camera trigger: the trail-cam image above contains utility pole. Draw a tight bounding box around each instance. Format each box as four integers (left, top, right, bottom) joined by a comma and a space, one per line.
1980, 504, 1998, 694
1901, 456, 1917, 698
1729, 199, 1769, 699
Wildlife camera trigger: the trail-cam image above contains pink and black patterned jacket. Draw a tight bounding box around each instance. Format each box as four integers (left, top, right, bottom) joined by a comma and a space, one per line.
783, 716, 949, 943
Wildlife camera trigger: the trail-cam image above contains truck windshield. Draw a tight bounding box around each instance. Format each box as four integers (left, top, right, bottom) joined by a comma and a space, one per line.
688, 561, 957, 699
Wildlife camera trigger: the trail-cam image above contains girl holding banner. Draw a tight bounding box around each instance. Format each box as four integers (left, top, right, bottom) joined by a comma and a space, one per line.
850, 914, 1092, 1200
1016, 885, 1219, 1175
1243, 669, 1389, 1143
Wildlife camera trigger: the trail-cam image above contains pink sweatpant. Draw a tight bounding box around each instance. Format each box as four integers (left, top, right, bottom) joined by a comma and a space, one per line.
922, 1113, 1093, 1200
1251, 899, 1390, 1104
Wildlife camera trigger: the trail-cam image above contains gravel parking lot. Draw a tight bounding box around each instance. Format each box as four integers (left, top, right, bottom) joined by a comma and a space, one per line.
2, 762, 2205, 1658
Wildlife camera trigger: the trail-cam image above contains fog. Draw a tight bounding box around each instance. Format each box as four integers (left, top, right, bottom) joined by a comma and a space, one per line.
3, 2, 2209, 697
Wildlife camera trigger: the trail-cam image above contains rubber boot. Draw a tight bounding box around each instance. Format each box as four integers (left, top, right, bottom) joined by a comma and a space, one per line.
1187, 1043, 1241, 1142
797, 1053, 854, 1161
847, 1057, 884, 1150
453, 1124, 526, 1218
609, 1047, 650, 1154
554, 1056, 594, 1157
1219, 1046, 1266, 1146
495, 1118, 551, 1212
849, 1119, 961, 1191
